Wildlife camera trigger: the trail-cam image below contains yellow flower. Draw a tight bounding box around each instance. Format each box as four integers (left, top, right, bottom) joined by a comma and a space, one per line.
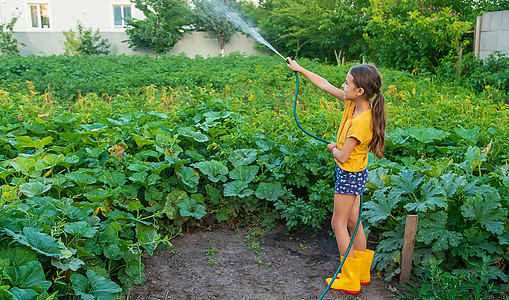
485, 85, 490, 90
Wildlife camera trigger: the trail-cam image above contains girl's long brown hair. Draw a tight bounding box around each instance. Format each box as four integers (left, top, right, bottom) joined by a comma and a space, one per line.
349, 64, 386, 159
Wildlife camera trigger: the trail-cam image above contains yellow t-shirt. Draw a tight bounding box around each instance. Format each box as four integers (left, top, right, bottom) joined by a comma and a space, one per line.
336, 101, 372, 172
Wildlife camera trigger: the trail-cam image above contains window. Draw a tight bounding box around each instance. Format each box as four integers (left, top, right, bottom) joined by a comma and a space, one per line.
29, 3, 50, 29
113, 5, 132, 28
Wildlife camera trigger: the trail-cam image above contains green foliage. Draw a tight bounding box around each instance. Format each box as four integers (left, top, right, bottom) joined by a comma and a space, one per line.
437, 51, 509, 98
396, 257, 503, 299
319, 0, 370, 62
63, 22, 111, 55
257, 0, 335, 59
0, 15, 24, 55
70, 270, 122, 300
0, 55, 506, 297
192, 0, 238, 51
364, 0, 472, 72
126, 0, 193, 54
418, 0, 509, 23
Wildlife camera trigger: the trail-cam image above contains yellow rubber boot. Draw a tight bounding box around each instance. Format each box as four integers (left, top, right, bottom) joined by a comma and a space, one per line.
325, 256, 362, 294
354, 249, 375, 285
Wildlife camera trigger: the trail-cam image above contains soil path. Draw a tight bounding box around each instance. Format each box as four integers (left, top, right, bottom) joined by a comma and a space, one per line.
129, 225, 398, 300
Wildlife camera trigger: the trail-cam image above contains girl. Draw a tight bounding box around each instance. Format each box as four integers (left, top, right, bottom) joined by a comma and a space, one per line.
286, 59, 385, 295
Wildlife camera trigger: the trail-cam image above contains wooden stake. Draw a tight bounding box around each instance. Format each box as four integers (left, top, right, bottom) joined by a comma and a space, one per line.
400, 215, 418, 285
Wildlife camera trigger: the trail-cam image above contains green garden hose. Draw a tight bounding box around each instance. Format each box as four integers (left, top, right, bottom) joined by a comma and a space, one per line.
288, 68, 364, 300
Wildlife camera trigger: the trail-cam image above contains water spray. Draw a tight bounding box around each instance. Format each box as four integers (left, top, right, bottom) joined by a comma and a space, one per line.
206, 1, 363, 298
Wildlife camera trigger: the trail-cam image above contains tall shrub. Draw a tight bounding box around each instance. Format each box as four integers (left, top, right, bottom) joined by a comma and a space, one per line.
63, 22, 111, 55
125, 0, 193, 54
364, 0, 472, 72
191, 0, 238, 55
0, 15, 24, 55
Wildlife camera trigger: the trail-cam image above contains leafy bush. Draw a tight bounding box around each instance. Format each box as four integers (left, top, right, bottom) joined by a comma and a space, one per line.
63, 22, 111, 55
437, 52, 509, 99
364, 1, 472, 72
396, 257, 503, 299
0, 15, 24, 55
126, 0, 193, 54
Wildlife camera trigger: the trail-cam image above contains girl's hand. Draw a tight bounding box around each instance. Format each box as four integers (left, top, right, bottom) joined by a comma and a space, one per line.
327, 142, 337, 153
286, 58, 302, 72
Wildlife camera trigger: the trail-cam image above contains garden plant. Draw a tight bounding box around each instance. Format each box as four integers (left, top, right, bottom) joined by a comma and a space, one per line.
0, 54, 506, 299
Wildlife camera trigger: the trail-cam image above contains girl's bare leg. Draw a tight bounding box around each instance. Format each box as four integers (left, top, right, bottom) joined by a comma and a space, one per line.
348, 195, 367, 252
331, 193, 357, 257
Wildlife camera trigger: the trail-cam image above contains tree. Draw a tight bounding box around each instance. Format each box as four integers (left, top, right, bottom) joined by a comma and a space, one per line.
0, 14, 24, 55
63, 22, 111, 55
257, 0, 336, 60
192, 0, 238, 55
364, 0, 472, 72
125, 0, 193, 54
320, 0, 371, 63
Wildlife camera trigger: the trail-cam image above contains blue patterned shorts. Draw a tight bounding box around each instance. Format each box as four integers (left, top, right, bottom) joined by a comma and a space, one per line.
334, 165, 368, 195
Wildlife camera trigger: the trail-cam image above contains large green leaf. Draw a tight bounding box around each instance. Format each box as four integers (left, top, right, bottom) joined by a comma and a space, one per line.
83, 189, 110, 202
98, 171, 126, 188
215, 207, 229, 222
177, 166, 199, 188
148, 111, 168, 119
416, 211, 463, 252
404, 179, 446, 212
4, 228, 64, 258
5, 261, 51, 292
70, 270, 121, 300
177, 198, 206, 220
20, 182, 51, 198
223, 180, 248, 197
135, 223, 160, 256
8, 156, 38, 177
80, 123, 108, 132
128, 163, 150, 173
228, 149, 257, 167
366, 167, 389, 189
391, 171, 422, 195
195, 160, 228, 183
64, 221, 97, 238
439, 172, 465, 198
131, 134, 153, 148
459, 146, 486, 173
0, 247, 37, 266
460, 189, 507, 235
229, 165, 259, 183
407, 126, 448, 143
149, 161, 171, 175
65, 172, 97, 188
177, 127, 208, 142
162, 190, 188, 219
122, 252, 146, 285
7, 287, 40, 299
41, 154, 64, 168
205, 184, 220, 205
51, 257, 84, 272
376, 223, 405, 253
255, 182, 284, 201
363, 188, 402, 224
53, 114, 77, 124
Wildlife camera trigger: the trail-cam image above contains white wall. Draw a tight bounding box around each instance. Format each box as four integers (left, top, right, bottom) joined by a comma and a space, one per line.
476, 10, 509, 59
0, 0, 143, 32
14, 30, 262, 57
1, 0, 262, 57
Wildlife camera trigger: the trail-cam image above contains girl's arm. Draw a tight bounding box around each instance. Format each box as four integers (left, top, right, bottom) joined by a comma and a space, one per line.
286, 58, 345, 101
328, 138, 359, 164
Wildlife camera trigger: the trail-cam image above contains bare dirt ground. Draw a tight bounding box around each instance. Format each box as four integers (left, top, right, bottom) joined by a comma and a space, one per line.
129, 224, 398, 300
